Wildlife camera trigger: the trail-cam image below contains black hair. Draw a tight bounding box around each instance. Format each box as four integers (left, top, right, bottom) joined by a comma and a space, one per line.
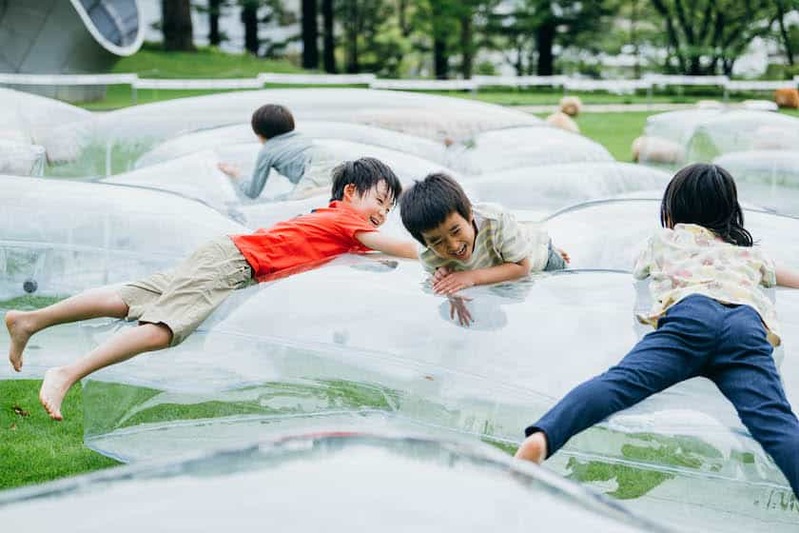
660, 163, 752, 247
400, 172, 472, 245
250, 104, 295, 139
329, 157, 402, 204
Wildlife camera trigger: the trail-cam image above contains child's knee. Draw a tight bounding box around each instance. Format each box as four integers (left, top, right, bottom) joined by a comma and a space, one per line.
141, 322, 173, 349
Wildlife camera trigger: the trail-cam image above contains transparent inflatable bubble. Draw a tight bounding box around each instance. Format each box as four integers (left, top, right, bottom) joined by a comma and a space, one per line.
0, 88, 93, 167
67, 260, 796, 530
713, 151, 799, 215
463, 162, 670, 219
643, 108, 722, 145
135, 120, 450, 169
546, 199, 799, 271
686, 110, 799, 162
102, 139, 454, 221
0, 432, 664, 533
0, 141, 46, 176
456, 126, 613, 175
78, 89, 540, 174
0, 175, 245, 302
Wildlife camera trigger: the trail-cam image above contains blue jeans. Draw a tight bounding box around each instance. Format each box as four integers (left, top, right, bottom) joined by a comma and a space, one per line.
543, 240, 566, 271
526, 294, 799, 496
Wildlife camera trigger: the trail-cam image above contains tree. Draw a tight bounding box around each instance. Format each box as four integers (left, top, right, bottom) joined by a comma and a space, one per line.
649, 0, 776, 75
241, 0, 260, 55
775, 0, 796, 67
488, 0, 616, 76
302, 0, 320, 69
198, 0, 234, 46
322, 0, 336, 72
162, 0, 195, 51
336, 0, 393, 74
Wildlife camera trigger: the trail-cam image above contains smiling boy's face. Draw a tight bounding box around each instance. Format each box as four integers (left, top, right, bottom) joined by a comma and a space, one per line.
421, 211, 476, 262
343, 181, 394, 228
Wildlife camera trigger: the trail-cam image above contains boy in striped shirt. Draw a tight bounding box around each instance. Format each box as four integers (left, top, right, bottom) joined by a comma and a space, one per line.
400, 172, 568, 323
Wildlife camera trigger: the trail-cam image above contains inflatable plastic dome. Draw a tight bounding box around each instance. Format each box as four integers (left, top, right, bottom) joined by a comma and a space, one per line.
0, 432, 665, 532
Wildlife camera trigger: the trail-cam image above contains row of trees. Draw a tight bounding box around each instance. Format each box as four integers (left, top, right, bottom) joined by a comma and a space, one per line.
161, 0, 799, 78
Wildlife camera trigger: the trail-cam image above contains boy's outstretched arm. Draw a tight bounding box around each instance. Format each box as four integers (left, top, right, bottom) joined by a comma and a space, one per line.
432, 259, 530, 295
776, 264, 799, 288
357, 232, 418, 259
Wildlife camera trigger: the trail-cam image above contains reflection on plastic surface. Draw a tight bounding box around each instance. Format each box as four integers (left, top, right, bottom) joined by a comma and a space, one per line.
0, 432, 663, 533
74, 259, 798, 530
102, 138, 455, 219
459, 127, 613, 174
0, 141, 46, 176
638, 108, 799, 168
0, 88, 93, 165
713, 151, 799, 215
134, 120, 450, 169
465, 162, 670, 218
686, 111, 799, 162
545, 199, 799, 271
93, 88, 541, 144
0, 175, 245, 301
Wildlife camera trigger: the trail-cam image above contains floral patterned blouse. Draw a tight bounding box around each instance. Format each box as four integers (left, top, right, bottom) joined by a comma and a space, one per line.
633, 223, 780, 346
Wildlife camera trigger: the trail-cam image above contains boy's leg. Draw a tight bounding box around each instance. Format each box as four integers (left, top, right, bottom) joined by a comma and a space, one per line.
6, 286, 128, 372
710, 305, 799, 497
518, 295, 719, 461
40, 322, 172, 421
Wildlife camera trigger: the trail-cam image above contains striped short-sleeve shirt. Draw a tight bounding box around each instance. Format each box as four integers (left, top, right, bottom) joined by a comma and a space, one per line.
418, 203, 550, 274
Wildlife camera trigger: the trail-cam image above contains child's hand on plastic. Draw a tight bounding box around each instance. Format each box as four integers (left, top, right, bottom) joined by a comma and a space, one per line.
448, 295, 473, 327
558, 248, 570, 264
432, 266, 452, 284
433, 270, 476, 295
217, 162, 241, 179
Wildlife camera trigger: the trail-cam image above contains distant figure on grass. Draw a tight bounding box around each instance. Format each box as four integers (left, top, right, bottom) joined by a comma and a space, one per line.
515, 163, 799, 498
217, 103, 324, 199
400, 172, 569, 326
545, 95, 582, 134
6, 157, 418, 421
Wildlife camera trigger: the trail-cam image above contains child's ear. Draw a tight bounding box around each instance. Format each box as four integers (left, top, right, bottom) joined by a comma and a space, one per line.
342, 183, 357, 201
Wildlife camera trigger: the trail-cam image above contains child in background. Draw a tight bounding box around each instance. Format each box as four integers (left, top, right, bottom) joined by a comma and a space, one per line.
400, 172, 569, 325
218, 103, 317, 199
515, 163, 799, 498
7, 157, 417, 421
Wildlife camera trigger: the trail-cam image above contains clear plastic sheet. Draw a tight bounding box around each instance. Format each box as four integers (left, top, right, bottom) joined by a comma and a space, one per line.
0, 432, 662, 533
713, 150, 799, 215
464, 162, 670, 219
637, 108, 799, 168
0, 141, 46, 176
101, 138, 456, 222
0, 88, 93, 165
74, 260, 797, 530
455, 126, 613, 175
0, 175, 246, 302
686, 110, 799, 162
134, 120, 451, 169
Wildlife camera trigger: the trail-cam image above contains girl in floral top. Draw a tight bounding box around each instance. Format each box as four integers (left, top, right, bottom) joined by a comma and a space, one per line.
514, 163, 799, 498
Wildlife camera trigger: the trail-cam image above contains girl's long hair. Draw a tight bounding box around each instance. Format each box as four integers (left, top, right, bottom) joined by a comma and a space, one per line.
660, 163, 753, 247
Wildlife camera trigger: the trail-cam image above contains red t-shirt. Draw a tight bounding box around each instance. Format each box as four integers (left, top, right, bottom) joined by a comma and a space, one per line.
230, 200, 377, 281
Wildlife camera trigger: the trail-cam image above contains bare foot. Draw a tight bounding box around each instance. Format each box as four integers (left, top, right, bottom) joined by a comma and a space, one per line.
39, 367, 72, 421
514, 431, 548, 463
6, 310, 33, 372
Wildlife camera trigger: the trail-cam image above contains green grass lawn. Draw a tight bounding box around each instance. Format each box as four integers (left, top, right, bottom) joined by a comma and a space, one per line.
0, 380, 119, 490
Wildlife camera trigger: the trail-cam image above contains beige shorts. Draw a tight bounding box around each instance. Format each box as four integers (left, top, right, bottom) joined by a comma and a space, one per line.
118, 236, 254, 346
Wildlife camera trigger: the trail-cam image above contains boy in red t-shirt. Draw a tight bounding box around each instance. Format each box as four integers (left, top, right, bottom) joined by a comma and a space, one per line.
6, 157, 417, 421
